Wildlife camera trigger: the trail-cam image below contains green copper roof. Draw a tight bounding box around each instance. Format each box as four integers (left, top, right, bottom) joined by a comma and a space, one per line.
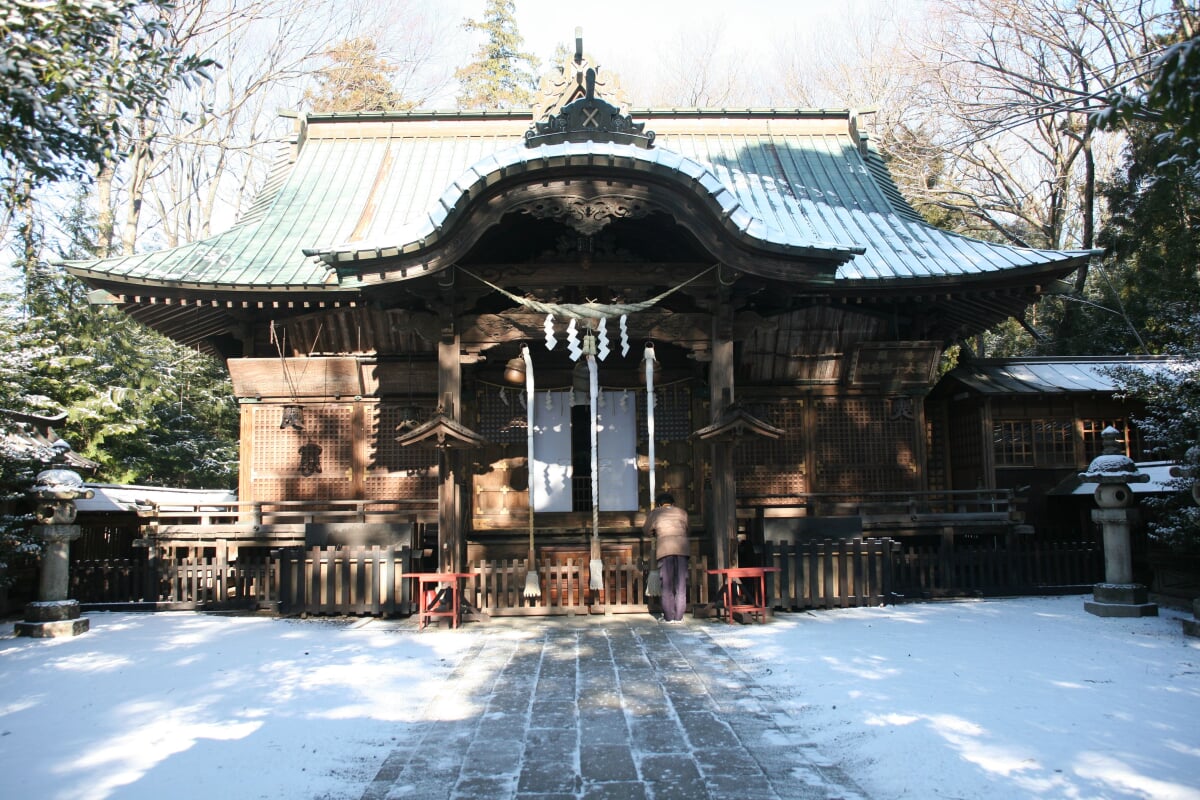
64, 109, 1091, 292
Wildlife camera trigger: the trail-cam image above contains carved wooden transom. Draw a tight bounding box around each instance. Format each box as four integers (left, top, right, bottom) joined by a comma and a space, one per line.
510, 194, 654, 235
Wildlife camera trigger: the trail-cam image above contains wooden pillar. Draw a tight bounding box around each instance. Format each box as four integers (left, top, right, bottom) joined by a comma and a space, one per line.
710, 304, 736, 571
438, 330, 462, 572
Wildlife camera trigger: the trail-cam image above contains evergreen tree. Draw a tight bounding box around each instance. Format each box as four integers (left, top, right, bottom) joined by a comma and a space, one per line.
1094, 122, 1200, 354
0, 0, 211, 209
305, 37, 411, 113
4, 195, 238, 489
0, 300, 58, 588
454, 0, 539, 110
1097, 17, 1200, 550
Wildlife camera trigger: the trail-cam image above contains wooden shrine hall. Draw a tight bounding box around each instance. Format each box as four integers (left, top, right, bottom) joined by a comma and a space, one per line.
65, 41, 1097, 615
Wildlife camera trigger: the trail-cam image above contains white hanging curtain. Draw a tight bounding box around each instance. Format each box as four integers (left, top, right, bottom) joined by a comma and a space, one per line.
531, 393, 572, 512
596, 391, 638, 511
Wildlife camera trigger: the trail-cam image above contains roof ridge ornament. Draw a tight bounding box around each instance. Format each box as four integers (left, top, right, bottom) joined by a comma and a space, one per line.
527, 31, 653, 149
531, 27, 631, 120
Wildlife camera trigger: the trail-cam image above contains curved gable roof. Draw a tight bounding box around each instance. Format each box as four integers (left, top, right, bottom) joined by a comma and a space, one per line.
63, 109, 1092, 292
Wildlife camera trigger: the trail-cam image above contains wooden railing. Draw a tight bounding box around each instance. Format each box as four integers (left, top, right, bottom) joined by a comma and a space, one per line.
741, 489, 1023, 538
148, 498, 438, 527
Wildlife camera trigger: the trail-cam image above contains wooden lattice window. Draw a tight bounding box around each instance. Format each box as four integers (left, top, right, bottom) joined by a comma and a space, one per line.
735, 402, 806, 500
1081, 418, 1140, 462
926, 416, 947, 492
993, 418, 1074, 467
476, 384, 528, 445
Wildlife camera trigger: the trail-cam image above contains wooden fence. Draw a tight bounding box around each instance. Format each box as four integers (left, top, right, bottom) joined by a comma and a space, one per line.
276, 546, 414, 616
766, 538, 893, 609
72, 547, 410, 614
888, 538, 1103, 598
468, 557, 710, 616
72, 538, 1102, 616
763, 537, 1103, 609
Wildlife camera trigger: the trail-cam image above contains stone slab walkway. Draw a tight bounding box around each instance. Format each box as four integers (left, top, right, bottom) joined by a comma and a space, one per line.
358, 616, 867, 800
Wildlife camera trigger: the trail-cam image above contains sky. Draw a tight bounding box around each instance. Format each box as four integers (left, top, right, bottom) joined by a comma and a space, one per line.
2, 595, 1198, 800
436, 0, 928, 108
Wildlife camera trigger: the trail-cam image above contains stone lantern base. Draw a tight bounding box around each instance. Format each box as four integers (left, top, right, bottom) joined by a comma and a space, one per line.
14, 600, 90, 638
1184, 599, 1200, 638
1084, 583, 1158, 618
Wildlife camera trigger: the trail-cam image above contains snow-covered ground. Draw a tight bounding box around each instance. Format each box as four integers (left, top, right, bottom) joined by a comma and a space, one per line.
1, 596, 1197, 800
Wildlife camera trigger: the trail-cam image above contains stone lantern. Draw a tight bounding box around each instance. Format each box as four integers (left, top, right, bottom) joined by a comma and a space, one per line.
1170, 446, 1200, 636
14, 469, 94, 638
1079, 427, 1157, 618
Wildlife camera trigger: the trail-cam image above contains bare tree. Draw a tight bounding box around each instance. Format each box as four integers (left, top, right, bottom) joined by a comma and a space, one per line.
96, 0, 456, 256
908, 0, 1176, 260
636, 21, 756, 108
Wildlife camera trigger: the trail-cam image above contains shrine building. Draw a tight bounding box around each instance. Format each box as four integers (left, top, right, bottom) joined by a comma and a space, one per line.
64, 43, 1098, 610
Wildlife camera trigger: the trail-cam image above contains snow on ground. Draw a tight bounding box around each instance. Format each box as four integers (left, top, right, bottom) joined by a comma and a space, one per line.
0, 596, 1197, 800
706, 596, 1200, 800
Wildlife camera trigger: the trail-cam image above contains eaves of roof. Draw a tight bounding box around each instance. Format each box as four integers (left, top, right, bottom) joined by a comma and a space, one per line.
947, 356, 1183, 395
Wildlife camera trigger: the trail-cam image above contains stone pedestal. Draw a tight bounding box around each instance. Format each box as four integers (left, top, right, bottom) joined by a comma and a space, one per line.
1084, 582, 1159, 618
14, 599, 90, 638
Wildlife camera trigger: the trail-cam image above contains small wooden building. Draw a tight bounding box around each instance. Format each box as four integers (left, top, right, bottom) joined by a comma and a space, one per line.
64, 47, 1097, 610
929, 356, 1164, 538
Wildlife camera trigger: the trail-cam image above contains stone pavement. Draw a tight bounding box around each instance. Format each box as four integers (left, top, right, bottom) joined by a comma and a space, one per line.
358, 616, 867, 800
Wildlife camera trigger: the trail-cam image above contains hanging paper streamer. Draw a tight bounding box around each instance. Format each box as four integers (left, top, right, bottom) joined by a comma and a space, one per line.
543, 314, 556, 350
566, 318, 582, 361
545, 390, 553, 411
596, 317, 610, 361
498, 385, 509, 405
518, 390, 527, 409
619, 315, 630, 357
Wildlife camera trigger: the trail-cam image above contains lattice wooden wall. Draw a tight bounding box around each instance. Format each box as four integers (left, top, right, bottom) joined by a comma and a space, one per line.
243, 401, 438, 503
736, 402, 807, 499
246, 403, 354, 501
367, 403, 438, 499
926, 415, 948, 492
812, 397, 920, 494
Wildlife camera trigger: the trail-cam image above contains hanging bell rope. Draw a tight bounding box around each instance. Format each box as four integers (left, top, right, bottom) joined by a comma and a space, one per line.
521, 345, 541, 599
644, 342, 662, 598
588, 344, 604, 591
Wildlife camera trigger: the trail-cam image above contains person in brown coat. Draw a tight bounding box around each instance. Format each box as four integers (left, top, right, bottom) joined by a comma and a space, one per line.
644, 492, 689, 622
